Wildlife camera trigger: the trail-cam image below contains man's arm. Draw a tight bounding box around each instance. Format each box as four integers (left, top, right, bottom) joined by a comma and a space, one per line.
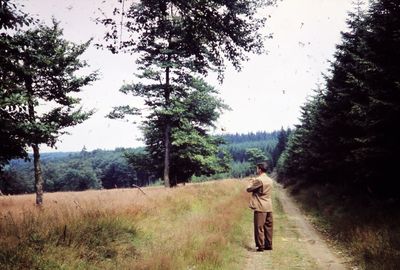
246, 179, 262, 192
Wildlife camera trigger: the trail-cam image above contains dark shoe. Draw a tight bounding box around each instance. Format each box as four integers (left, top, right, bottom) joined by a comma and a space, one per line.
256, 247, 264, 252
264, 246, 272, 250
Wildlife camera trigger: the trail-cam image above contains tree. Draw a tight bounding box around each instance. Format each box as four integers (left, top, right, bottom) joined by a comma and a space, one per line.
354, 0, 400, 196
0, 0, 35, 171
0, 0, 33, 29
3, 21, 98, 204
124, 78, 231, 186
99, 0, 274, 187
220, 131, 278, 163
125, 148, 158, 186
245, 148, 268, 164
100, 160, 136, 189
58, 167, 101, 191
271, 127, 291, 169
0, 166, 34, 194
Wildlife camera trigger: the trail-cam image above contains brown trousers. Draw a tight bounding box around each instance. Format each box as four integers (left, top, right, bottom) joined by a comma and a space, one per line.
254, 211, 273, 249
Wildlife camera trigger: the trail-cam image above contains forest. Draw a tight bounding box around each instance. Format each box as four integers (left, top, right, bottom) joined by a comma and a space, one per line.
276, 0, 400, 200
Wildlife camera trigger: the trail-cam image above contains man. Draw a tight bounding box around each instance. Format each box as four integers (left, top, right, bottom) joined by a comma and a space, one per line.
246, 162, 273, 252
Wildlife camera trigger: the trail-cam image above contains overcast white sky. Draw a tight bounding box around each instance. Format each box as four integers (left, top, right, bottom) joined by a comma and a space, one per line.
21, 0, 355, 152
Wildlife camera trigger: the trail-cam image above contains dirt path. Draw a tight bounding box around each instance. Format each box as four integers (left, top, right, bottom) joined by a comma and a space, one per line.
245, 184, 349, 270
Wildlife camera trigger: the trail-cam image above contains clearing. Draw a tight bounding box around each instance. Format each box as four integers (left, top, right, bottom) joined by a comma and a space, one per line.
0, 180, 353, 269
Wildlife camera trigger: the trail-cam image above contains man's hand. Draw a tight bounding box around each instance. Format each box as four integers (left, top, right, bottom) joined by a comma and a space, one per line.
246, 178, 262, 193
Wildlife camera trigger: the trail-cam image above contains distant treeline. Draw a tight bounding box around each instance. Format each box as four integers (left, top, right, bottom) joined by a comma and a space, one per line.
223, 131, 277, 162
219, 130, 291, 178
0, 130, 290, 194
1, 148, 139, 194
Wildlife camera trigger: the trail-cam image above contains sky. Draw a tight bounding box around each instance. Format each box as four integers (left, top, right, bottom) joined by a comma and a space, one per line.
20, 0, 355, 152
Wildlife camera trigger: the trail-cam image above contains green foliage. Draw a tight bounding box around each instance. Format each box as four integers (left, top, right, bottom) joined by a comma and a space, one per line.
0, 0, 34, 29
278, 0, 400, 198
1, 130, 282, 193
124, 148, 157, 186
100, 160, 136, 189
1, 20, 97, 159
7, 20, 98, 148
0, 148, 146, 194
221, 131, 278, 162
98, 0, 273, 79
271, 127, 291, 168
245, 148, 267, 164
220, 131, 279, 177
98, 0, 274, 186
0, 167, 34, 194
124, 79, 230, 185
0, 0, 34, 170
0, 19, 98, 203
230, 161, 253, 178
118, 77, 232, 186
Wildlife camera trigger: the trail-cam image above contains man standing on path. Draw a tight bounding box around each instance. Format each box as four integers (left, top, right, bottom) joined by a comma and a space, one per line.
246, 162, 273, 252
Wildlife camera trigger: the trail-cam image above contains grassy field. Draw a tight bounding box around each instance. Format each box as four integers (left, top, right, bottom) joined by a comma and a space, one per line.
0, 180, 252, 270
0, 179, 322, 270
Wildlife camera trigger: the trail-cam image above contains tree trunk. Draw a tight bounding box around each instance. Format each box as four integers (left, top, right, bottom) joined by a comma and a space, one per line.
164, 123, 171, 187
26, 76, 44, 205
163, 53, 172, 188
32, 144, 44, 205
163, 6, 176, 188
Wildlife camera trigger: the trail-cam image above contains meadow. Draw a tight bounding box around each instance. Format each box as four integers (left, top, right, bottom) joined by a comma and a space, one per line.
0, 180, 251, 270
1, 179, 324, 270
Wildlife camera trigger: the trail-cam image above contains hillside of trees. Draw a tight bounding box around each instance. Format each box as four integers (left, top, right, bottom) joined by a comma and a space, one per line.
0, 130, 291, 194
221, 130, 291, 178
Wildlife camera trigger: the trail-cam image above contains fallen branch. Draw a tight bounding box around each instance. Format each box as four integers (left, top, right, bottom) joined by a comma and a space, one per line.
132, 184, 146, 195
73, 200, 82, 210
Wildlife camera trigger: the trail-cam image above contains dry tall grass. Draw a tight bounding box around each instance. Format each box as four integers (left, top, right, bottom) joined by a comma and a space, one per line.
0, 180, 249, 269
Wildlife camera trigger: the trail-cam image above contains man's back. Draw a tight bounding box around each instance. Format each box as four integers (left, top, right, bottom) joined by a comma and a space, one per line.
247, 173, 273, 212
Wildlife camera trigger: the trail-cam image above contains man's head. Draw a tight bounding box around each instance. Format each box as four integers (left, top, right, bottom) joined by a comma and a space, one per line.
256, 162, 268, 175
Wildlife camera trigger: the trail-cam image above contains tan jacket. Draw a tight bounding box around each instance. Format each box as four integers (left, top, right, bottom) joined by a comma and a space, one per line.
246, 173, 273, 212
